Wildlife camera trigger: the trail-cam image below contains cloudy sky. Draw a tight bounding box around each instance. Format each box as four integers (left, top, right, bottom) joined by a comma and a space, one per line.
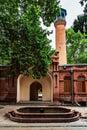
49, 0, 84, 48
60, 0, 83, 28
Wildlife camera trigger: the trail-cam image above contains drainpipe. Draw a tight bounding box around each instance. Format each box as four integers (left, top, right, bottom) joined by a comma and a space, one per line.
71, 69, 74, 104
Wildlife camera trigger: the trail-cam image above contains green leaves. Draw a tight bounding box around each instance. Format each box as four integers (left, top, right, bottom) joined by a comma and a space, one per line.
73, 15, 87, 34
39, 0, 60, 26
0, 1, 58, 78
73, 0, 87, 34
66, 28, 87, 64
69, 1, 87, 64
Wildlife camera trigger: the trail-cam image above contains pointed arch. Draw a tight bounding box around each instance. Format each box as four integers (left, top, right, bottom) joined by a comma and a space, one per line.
30, 81, 42, 101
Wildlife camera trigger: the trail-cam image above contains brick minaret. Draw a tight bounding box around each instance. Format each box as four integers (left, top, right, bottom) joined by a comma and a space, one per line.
54, 8, 67, 64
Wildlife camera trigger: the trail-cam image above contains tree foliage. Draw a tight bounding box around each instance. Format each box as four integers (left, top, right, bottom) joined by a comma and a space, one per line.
73, 0, 87, 34
80, 0, 87, 6
70, 0, 87, 64
0, 0, 60, 78
73, 15, 87, 34
66, 28, 87, 64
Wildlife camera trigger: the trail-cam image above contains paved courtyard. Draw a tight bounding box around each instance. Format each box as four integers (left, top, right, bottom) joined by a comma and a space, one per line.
0, 104, 87, 130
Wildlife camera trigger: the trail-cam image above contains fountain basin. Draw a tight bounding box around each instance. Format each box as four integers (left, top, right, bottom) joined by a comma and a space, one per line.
6, 106, 81, 123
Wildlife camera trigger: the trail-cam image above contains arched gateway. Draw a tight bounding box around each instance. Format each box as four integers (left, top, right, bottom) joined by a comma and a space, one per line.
17, 73, 53, 103
30, 81, 42, 101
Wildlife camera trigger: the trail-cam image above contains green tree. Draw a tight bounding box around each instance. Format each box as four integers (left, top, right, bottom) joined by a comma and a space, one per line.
73, 15, 87, 34
0, 0, 60, 78
66, 28, 87, 64
73, 0, 87, 34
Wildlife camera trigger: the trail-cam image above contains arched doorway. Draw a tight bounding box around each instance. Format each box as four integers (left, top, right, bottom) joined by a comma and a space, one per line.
30, 82, 42, 101
17, 73, 53, 103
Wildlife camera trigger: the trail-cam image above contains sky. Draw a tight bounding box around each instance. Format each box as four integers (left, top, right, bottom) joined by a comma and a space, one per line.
60, 0, 83, 28
49, 0, 84, 48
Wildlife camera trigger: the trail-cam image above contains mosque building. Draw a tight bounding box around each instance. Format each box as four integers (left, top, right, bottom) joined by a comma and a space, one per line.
0, 9, 87, 106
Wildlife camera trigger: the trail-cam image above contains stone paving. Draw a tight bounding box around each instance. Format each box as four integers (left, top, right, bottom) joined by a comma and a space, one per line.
0, 104, 87, 130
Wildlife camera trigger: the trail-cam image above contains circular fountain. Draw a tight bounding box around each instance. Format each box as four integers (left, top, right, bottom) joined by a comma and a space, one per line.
6, 106, 81, 123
